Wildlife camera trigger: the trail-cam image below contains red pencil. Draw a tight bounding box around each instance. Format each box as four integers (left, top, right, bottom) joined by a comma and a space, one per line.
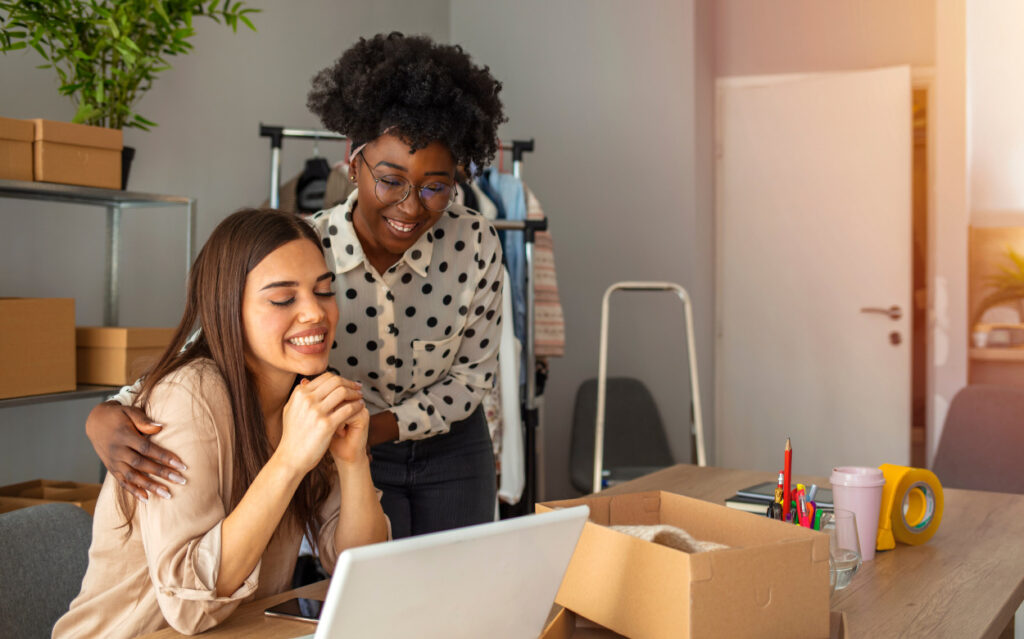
782, 437, 792, 521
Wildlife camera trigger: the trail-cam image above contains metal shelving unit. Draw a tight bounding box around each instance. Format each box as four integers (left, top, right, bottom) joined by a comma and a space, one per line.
0, 385, 118, 409
0, 179, 196, 409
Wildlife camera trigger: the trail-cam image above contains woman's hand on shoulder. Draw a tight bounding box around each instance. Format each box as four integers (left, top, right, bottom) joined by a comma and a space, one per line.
86, 401, 188, 501
279, 373, 364, 475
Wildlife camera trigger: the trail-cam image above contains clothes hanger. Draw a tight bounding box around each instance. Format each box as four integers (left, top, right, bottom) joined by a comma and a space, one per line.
296, 134, 332, 213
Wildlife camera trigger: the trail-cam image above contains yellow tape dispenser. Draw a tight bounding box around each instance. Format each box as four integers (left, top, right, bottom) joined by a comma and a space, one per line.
876, 464, 944, 551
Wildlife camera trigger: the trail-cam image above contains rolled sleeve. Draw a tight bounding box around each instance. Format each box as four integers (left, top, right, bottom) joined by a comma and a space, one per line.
315, 475, 391, 575
393, 249, 503, 441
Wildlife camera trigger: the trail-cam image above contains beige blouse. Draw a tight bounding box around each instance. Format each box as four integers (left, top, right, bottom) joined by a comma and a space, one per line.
53, 360, 349, 638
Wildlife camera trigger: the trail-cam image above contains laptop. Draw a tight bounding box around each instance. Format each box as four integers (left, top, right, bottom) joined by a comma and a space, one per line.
295, 505, 589, 639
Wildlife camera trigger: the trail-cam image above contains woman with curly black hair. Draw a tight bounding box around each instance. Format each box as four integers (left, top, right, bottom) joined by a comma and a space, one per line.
86, 32, 509, 539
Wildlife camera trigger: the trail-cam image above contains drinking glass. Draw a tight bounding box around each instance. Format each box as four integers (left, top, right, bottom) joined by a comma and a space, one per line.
823, 508, 862, 592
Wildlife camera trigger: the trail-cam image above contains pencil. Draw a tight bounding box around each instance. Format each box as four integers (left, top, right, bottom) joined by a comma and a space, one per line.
782, 437, 792, 521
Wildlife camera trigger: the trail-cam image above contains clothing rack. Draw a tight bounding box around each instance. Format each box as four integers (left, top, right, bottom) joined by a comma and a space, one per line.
258, 124, 545, 512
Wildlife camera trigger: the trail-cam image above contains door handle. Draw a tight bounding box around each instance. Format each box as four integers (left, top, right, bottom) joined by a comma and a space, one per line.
860, 305, 902, 321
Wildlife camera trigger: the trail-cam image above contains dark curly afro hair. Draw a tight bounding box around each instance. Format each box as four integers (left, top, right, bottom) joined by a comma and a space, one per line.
307, 32, 506, 176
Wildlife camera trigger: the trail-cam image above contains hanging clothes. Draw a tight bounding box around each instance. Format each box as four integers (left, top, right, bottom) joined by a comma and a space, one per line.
484, 265, 524, 505
261, 163, 354, 213
470, 181, 498, 221
524, 185, 565, 358
481, 167, 527, 367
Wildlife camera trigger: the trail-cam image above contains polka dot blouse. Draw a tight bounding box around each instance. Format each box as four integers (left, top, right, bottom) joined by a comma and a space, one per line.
309, 190, 504, 442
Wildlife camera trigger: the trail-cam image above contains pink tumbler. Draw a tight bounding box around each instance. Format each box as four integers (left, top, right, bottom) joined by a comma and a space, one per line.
829, 466, 885, 561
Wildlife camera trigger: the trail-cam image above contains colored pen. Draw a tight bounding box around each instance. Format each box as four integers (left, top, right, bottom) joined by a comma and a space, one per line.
782, 437, 792, 521
796, 486, 810, 527
774, 471, 785, 504
807, 484, 818, 503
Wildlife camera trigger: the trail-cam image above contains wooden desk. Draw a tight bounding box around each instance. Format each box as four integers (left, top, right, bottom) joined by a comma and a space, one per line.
140, 464, 1024, 639
604, 464, 1024, 639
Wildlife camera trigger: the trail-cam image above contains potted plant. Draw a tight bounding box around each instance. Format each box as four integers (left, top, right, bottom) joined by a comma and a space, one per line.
972, 245, 1024, 328
0, 0, 258, 188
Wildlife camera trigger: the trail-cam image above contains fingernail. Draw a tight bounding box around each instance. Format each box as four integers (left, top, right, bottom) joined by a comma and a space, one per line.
150, 421, 165, 427
168, 472, 187, 485
170, 460, 188, 472
301, 378, 310, 385
136, 492, 149, 503
157, 487, 172, 500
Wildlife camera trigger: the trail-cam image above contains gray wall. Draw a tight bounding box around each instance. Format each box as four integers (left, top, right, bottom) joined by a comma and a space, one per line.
451, 1, 715, 499
0, 1, 450, 484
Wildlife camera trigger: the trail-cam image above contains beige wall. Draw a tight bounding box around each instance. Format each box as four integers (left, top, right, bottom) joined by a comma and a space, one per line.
0, 1, 450, 485
715, 0, 934, 76
968, 0, 1024, 216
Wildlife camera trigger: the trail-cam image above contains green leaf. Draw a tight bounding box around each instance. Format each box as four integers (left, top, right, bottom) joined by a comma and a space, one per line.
153, 2, 170, 25
4, 0, 258, 133
72, 101, 101, 124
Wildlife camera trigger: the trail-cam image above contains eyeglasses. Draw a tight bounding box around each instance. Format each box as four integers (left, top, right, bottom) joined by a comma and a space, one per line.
358, 151, 457, 213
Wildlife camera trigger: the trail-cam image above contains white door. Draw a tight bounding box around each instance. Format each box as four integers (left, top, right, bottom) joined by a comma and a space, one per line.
716, 67, 911, 476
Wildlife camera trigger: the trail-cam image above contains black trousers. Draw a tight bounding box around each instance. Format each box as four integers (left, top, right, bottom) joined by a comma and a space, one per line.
370, 406, 497, 539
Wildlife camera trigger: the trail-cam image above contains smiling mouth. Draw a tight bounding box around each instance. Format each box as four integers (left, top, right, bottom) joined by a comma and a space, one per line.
384, 217, 419, 234
287, 334, 325, 346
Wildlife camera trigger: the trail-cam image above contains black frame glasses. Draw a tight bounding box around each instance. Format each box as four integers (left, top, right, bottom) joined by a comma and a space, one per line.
358, 151, 458, 213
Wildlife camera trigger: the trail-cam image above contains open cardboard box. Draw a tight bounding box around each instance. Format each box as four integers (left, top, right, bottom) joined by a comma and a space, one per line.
537, 491, 831, 639
539, 607, 849, 639
76, 326, 175, 386
0, 479, 102, 516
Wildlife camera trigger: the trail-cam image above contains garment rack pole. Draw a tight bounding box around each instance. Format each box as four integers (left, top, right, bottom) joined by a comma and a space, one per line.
259, 123, 541, 511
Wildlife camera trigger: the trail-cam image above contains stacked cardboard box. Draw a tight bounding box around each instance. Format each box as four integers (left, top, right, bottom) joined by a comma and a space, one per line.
0, 298, 76, 400
0, 116, 33, 181
32, 119, 122, 189
76, 326, 175, 386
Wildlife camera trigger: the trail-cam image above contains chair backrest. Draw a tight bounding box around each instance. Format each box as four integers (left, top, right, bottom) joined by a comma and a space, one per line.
932, 384, 1024, 494
0, 503, 92, 639
570, 377, 674, 493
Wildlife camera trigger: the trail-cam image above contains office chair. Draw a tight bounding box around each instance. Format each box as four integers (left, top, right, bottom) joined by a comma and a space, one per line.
0, 503, 92, 639
570, 376, 674, 494
931, 384, 1024, 494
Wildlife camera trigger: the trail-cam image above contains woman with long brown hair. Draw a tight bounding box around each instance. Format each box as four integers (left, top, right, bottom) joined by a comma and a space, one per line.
86, 32, 507, 539
53, 209, 389, 638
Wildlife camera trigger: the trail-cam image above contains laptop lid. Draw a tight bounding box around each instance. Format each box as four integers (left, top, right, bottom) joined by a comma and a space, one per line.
311, 505, 589, 639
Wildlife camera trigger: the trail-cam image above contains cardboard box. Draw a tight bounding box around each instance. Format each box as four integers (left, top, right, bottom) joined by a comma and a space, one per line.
76, 326, 175, 386
0, 116, 33, 181
537, 491, 831, 639
0, 479, 102, 516
32, 119, 122, 189
0, 298, 76, 399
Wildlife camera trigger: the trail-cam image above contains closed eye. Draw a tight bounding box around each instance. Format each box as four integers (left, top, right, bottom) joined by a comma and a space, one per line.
315, 290, 336, 298
270, 298, 295, 307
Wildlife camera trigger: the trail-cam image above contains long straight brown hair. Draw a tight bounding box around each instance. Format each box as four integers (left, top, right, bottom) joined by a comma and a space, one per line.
117, 208, 333, 547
